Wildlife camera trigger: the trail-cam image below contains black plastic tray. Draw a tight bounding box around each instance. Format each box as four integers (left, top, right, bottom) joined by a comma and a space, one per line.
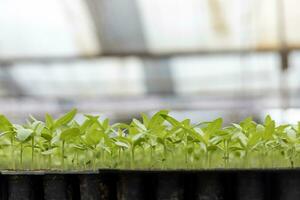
0, 168, 299, 200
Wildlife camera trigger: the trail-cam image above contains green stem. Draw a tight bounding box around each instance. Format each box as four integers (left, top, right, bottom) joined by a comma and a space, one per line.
205, 151, 210, 168
150, 147, 153, 166
93, 152, 96, 170
223, 140, 229, 168
20, 143, 23, 168
185, 134, 188, 164
84, 150, 88, 169
11, 137, 15, 169
131, 148, 135, 168
185, 148, 188, 164
48, 142, 52, 168
48, 154, 52, 168
244, 150, 248, 168
290, 147, 295, 168
61, 141, 65, 169
75, 151, 78, 168
261, 149, 266, 168
93, 146, 97, 170
290, 158, 294, 168
208, 152, 212, 168
31, 137, 34, 168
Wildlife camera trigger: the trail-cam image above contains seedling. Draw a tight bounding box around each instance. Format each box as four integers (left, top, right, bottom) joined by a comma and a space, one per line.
0, 109, 299, 170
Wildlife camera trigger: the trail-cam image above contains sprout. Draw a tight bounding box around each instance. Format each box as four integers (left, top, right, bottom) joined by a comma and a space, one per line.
0, 110, 299, 170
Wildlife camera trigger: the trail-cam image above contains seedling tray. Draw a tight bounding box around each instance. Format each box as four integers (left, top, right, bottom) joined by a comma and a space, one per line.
1, 110, 300, 199
0, 168, 299, 200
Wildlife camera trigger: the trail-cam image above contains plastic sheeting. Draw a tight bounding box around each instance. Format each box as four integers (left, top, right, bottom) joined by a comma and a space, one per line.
0, 0, 99, 58
0, 0, 299, 57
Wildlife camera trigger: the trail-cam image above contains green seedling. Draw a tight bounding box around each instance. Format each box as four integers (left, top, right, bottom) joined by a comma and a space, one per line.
0, 109, 299, 170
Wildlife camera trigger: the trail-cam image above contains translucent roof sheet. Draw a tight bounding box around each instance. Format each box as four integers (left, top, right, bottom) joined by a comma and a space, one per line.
0, 0, 99, 58
138, 0, 279, 52
285, 0, 300, 46
0, 0, 298, 58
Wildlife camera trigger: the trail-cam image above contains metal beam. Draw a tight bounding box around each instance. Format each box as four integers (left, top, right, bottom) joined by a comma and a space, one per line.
85, 0, 175, 96
143, 58, 175, 95
0, 93, 298, 117
1, 47, 300, 65
0, 64, 25, 97
85, 0, 145, 53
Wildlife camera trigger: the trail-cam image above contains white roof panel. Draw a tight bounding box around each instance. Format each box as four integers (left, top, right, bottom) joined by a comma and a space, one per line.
0, 0, 99, 58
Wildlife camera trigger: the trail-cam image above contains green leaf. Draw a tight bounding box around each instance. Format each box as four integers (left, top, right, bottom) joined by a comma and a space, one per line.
230, 146, 244, 151
72, 144, 87, 151
276, 125, 289, 135
0, 115, 12, 132
80, 115, 100, 132
84, 114, 100, 122
112, 123, 130, 130
286, 128, 297, 142
41, 132, 52, 141
240, 117, 254, 130
256, 124, 265, 134
115, 141, 129, 149
41, 147, 57, 155
232, 123, 242, 130
148, 110, 169, 128
0, 131, 11, 137
80, 119, 95, 133
99, 143, 111, 153
248, 133, 261, 147
207, 145, 218, 151
132, 133, 145, 142
132, 119, 147, 131
264, 115, 275, 139
160, 114, 181, 127
60, 128, 80, 141
141, 113, 150, 128
234, 132, 248, 148
102, 118, 110, 130
51, 134, 60, 145
16, 128, 33, 142
183, 127, 205, 143
205, 118, 223, 135
86, 129, 103, 145
156, 137, 165, 146
32, 121, 45, 136
54, 109, 77, 128
45, 113, 54, 128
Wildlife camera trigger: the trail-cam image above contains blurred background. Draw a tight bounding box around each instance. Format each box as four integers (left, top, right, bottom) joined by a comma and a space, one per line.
0, 0, 300, 124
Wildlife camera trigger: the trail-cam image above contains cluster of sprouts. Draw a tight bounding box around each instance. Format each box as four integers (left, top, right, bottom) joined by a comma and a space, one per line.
0, 109, 299, 170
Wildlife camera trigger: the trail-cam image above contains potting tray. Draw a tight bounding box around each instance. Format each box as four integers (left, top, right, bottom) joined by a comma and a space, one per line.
0, 169, 299, 200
